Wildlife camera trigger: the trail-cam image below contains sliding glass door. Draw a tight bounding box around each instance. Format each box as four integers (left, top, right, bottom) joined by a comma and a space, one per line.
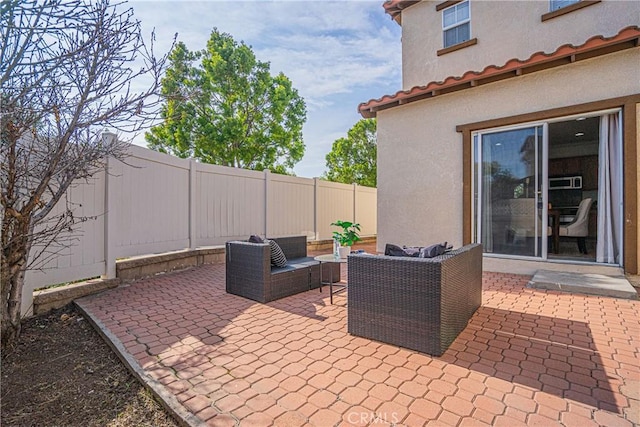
474, 125, 547, 258
473, 109, 624, 265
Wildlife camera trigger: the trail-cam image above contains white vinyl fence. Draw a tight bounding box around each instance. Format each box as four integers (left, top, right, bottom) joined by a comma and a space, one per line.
23, 140, 376, 314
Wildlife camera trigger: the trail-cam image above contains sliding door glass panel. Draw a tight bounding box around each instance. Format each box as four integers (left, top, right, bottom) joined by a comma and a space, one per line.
476, 126, 544, 257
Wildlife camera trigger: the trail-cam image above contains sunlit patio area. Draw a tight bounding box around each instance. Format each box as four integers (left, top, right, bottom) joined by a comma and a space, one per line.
76, 244, 639, 426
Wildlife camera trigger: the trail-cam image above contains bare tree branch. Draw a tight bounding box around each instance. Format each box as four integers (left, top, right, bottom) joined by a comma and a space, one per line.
1, 0, 173, 350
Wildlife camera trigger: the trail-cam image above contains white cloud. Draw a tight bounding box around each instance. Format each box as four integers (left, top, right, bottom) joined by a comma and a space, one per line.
127, 0, 402, 178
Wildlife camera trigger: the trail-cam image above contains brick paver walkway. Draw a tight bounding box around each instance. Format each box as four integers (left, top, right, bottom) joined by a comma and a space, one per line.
76, 252, 639, 426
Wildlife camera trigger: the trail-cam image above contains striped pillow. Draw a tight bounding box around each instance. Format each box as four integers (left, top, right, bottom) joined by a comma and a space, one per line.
266, 239, 287, 267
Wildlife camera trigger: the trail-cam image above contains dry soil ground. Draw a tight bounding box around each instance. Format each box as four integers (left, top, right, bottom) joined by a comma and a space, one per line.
1, 304, 179, 427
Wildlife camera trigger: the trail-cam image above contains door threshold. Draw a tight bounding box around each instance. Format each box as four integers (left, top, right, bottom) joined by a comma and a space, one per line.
528, 270, 637, 299
483, 255, 623, 276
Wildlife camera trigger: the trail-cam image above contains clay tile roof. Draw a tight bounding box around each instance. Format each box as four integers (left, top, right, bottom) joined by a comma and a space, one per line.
383, 0, 420, 23
358, 26, 640, 118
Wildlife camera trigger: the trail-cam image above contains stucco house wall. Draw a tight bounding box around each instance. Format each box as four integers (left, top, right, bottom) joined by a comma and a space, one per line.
401, 0, 639, 89
376, 48, 639, 260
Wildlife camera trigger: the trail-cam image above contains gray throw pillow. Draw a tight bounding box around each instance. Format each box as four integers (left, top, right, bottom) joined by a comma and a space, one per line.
384, 243, 407, 257
385, 243, 420, 257
419, 242, 451, 258
385, 242, 452, 258
265, 239, 287, 267
249, 235, 264, 243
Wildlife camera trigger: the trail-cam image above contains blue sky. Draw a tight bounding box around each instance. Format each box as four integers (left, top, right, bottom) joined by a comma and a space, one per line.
128, 0, 402, 178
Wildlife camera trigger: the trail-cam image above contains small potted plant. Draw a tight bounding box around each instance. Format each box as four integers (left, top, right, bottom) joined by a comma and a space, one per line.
331, 220, 362, 258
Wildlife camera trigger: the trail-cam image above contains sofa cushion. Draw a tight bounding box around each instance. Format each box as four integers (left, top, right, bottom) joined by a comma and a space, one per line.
266, 239, 287, 267
287, 257, 317, 269
271, 257, 316, 274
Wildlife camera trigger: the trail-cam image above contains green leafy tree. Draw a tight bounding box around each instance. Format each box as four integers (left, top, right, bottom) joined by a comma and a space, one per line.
325, 118, 377, 187
147, 29, 306, 175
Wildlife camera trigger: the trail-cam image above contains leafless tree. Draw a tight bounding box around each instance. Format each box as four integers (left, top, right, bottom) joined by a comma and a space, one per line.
1, 0, 171, 351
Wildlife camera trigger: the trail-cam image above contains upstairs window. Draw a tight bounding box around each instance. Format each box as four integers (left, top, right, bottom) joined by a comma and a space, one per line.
550, 0, 580, 11
442, 1, 470, 48
542, 0, 599, 21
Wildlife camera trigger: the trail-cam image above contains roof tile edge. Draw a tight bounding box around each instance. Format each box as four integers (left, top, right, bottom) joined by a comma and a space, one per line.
358, 26, 640, 118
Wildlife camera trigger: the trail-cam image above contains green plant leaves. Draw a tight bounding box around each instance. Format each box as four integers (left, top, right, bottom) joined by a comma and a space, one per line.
331, 220, 362, 246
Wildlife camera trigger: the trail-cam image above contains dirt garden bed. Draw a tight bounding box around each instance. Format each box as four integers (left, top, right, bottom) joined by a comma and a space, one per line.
1, 304, 179, 427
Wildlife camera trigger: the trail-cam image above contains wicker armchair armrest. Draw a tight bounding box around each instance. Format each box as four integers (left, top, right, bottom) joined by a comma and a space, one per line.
226, 241, 271, 302
226, 241, 271, 273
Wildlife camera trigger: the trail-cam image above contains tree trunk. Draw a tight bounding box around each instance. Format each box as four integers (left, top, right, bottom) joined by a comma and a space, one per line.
1, 215, 31, 353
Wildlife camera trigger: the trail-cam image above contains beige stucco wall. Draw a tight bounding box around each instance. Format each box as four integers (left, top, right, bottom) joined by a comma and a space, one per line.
401, 0, 640, 89
376, 49, 639, 261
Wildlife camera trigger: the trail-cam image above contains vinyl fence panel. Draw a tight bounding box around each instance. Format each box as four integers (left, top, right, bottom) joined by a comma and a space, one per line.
23, 172, 106, 315
355, 185, 377, 237
268, 173, 315, 239
196, 163, 266, 246
316, 180, 356, 241
22, 142, 376, 315
111, 145, 190, 258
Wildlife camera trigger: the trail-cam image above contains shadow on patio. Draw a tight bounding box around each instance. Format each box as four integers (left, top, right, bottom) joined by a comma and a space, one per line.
447, 306, 621, 412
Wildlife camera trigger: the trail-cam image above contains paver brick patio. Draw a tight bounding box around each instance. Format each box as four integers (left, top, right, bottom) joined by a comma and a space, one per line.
77, 248, 639, 426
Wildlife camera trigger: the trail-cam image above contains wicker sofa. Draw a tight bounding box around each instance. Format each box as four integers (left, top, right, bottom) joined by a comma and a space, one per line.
226, 236, 339, 303
347, 243, 482, 356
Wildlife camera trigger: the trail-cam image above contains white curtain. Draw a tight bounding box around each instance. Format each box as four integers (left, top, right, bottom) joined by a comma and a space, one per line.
597, 113, 623, 264
481, 139, 493, 252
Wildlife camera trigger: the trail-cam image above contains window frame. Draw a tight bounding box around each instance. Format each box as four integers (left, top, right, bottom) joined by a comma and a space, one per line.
549, 0, 579, 12
541, 0, 600, 22
441, 0, 471, 49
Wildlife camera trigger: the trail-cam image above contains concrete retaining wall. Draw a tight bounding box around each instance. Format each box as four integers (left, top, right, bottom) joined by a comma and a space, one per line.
33, 246, 226, 315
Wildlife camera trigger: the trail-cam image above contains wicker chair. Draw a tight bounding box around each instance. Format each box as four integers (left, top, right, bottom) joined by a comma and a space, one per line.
226, 236, 339, 303
347, 243, 482, 356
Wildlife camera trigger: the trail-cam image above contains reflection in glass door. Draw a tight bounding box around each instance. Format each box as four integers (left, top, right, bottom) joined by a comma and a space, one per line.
474, 125, 547, 258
